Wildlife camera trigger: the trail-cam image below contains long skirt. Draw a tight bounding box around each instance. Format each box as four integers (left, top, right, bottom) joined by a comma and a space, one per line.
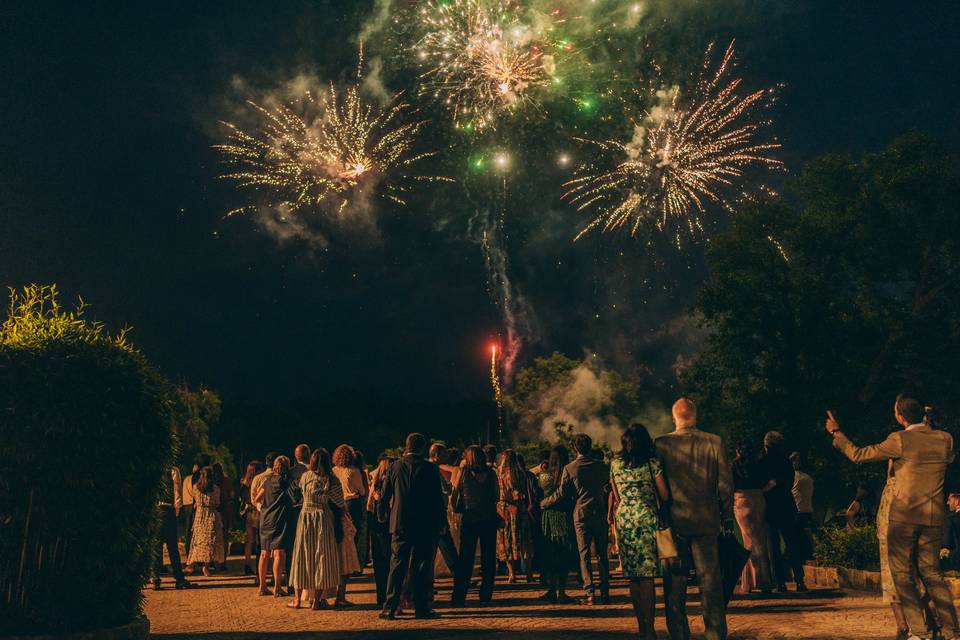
339, 515, 361, 575
497, 509, 532, 562
187, 506, 225, 565
289, 505, 341, 592
734, 490, 772, 592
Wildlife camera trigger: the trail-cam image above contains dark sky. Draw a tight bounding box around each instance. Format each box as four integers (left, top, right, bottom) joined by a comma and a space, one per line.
1, 1, 958, 459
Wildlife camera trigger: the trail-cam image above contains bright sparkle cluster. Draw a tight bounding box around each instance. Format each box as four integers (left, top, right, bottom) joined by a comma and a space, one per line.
565, 42, 782, 244
415, 0, 555, 130
215, 83, 449, 218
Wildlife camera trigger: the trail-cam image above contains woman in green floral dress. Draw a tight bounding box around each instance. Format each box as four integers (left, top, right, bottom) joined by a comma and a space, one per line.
609, 424, 670, 640
537, 445, 576, 603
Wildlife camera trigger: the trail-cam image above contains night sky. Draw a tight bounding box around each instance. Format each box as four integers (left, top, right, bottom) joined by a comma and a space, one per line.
2, 1, 958, 459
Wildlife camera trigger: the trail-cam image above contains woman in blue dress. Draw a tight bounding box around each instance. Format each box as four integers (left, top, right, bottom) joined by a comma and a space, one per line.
609, 423, 671, 640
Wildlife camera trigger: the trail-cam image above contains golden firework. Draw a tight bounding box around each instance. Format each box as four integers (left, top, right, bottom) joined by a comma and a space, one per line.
415, 0, 553, 130
215, 66, 451, 217
565, 41, 782, 244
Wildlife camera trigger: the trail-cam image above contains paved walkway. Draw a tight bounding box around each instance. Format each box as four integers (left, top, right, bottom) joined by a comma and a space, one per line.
145, 561, 894, 640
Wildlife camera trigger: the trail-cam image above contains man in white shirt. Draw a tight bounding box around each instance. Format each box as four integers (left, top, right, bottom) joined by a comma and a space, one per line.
251, 452, 280, 594
251, 452, 278, 512
789, 452, 814, 517
789, 451, 816, 581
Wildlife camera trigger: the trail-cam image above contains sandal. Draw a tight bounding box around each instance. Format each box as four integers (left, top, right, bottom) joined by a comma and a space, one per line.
258, 588, 273, 596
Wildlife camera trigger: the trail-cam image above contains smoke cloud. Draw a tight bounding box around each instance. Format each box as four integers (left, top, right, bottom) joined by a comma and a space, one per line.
524, 363, 673, 448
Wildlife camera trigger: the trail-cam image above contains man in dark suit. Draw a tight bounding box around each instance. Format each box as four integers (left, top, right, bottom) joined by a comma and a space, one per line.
379, 433, 446, 620
940, 493, 960, 572
540, 433, 611, 605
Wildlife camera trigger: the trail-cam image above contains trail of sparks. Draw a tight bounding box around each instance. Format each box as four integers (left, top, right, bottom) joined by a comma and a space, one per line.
564, 41, 782, 245
490, 344, 503, 411
415, 0, 556, 130
215, 60, 451, 218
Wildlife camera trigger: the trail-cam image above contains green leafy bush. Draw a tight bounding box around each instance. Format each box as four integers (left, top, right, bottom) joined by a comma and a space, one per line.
0, 285, 174, 634
814, 524, 880, 571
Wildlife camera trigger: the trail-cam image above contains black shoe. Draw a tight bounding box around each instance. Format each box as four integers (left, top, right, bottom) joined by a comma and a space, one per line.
243, 564, 254, 576
580, 595, 595, 606
539, 590, 558, 603
175, 580, 194, 589
795, 582, 808, 593
152, 580, 161, 591
775, 583, 788, 593
599, 593, 611, 605
415, 610, 441, 619
378, 610, 396, 620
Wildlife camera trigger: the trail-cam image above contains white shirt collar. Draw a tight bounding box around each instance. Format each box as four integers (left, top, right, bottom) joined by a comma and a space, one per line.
906, 423, 928, 432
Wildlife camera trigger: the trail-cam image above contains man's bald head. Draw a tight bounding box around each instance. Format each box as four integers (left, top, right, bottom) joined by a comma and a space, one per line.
294, 444, 311, 464
672, 398, 697, 430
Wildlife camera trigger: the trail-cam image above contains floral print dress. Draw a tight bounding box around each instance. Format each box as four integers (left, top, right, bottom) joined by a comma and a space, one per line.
497, 475, 532, 562
610, 457, 661, 578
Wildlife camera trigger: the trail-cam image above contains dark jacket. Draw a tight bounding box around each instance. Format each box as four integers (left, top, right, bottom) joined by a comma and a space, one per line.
942, 511, 960, 570
760, 449, 799, 525
382, 452, 445, 537
452, 466, 500, 525
540, 454, 610, 524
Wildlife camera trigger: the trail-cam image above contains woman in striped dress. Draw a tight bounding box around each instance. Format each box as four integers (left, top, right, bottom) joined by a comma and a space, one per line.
289, 448, 343, 610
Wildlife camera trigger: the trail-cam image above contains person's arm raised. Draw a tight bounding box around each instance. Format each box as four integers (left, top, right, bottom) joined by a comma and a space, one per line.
827, 411, 902, 463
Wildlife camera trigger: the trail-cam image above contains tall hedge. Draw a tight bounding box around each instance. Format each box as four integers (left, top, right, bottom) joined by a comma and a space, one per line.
0, 285, 174, 634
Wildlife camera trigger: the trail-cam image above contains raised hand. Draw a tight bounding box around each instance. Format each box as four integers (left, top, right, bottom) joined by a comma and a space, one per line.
826, 410, 841, 434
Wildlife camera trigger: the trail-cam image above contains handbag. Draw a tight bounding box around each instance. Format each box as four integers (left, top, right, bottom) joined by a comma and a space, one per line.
647, 460, 678, 560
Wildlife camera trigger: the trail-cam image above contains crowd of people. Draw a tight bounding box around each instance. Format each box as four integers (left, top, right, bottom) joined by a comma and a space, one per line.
149, 393, 959, 640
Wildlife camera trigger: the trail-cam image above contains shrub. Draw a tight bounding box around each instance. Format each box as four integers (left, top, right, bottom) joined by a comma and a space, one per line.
0, 285, 175, 634
813, 524, 880, 571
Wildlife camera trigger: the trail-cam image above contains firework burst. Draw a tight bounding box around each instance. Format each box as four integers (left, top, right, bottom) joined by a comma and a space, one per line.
415, 0, 557, 130
215, 63, 451, 218
564, 41, 782, 244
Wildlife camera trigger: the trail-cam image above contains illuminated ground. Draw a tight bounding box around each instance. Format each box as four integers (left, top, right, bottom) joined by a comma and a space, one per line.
144, 558, 895, 639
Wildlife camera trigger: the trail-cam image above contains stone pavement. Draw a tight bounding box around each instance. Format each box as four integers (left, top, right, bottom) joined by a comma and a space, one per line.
144, 561, 895, 640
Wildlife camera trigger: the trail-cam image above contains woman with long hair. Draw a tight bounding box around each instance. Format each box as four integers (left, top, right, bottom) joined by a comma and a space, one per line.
255, 455, 294, 597
608, 424, 670, 640
239, 460, 265, 576
732, 441, 772, 593
366, 454, 395, 607
537, 445, 576, 603
186, 466, 225, 576
451, 445, 500, 606
496, 449, 533, 583
289, 448, 343, 610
